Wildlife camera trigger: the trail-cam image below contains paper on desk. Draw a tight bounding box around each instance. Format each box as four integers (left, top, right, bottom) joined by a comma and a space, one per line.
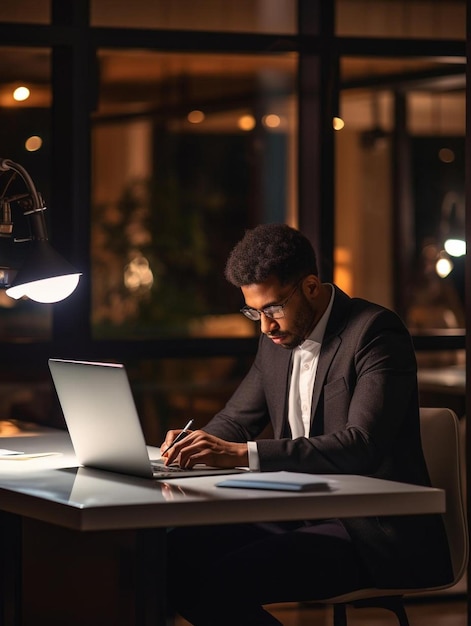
0, 449, 62, 460
217, 471, 335, 492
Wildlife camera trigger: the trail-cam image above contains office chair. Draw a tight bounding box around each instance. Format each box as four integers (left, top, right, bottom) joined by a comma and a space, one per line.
311, 406, 468, 626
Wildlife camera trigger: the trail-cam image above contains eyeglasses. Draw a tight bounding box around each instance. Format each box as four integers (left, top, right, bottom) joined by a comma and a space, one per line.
240, 279, 303, 321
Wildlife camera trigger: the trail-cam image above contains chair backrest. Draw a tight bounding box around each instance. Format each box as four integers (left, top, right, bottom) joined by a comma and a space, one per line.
303, 406, 467, 624
419, 407, 468, 585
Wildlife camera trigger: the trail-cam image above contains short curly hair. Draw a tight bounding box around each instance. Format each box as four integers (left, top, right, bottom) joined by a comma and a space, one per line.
224, 223, 318, 287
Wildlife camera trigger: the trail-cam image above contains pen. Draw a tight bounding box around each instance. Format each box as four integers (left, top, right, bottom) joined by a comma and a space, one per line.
164, 418, 195, 453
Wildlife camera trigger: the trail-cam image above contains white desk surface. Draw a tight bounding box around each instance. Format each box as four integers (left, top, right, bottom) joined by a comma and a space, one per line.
0, 424, 445, 532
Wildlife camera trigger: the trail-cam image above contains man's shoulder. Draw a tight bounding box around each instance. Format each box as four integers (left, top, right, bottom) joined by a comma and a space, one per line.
334, 285, 401, 319
331, 287, 408, 335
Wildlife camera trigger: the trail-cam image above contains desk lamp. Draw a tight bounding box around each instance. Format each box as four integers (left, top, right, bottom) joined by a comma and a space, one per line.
0, 158, 81, 303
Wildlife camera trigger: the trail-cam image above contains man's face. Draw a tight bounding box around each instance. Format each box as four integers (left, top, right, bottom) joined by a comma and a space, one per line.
241, 275, 320, 349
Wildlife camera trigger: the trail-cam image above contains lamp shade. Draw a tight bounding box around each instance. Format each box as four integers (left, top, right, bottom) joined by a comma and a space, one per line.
0, 158, 83, 303
5, 240, 82, 303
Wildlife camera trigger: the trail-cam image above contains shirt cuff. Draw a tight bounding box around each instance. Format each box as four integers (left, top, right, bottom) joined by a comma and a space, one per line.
247, 441, 260, 471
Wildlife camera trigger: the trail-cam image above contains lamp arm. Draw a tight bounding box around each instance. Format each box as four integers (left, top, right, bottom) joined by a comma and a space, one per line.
0, 158, 48, 241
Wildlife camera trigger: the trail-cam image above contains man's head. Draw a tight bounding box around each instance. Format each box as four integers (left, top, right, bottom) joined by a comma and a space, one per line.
225, 224, 328, 349
224, 223, 318, 287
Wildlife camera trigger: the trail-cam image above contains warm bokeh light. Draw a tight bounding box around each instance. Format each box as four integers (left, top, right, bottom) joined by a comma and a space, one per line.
187, 109, 205, 124
438, 147, 455, 163
124, 255, 153, 291
435, 256, 453, 278
238, 114, 256, 131
13, 86, 30, 101
25, 135, 43, 152
333, 117, 345, 130
262, 114, 281, 129
334, 246, 352, 295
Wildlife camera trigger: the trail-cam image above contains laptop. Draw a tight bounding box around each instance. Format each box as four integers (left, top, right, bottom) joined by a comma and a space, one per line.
48, 358, 246, 480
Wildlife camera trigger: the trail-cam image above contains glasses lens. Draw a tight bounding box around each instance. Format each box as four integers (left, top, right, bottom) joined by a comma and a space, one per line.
265, 306, 284, 319
241, 307, 260, 321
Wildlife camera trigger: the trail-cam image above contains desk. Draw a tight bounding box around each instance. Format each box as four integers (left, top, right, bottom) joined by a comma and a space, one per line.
0, 424, 445, 626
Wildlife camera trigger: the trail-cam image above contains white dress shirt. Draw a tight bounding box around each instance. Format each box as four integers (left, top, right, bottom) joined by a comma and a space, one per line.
247, 285, 334, 470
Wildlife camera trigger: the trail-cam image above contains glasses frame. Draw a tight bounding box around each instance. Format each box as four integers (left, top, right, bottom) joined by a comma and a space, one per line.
240, 278, 304, 321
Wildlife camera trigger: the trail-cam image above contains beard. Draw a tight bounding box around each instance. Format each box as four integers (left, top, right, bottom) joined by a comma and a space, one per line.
268, 296, 316, 349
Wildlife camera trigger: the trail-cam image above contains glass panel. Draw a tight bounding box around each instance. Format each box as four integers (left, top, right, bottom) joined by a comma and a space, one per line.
91, 0, 296, 33
0, 47, 52, 340
0, 1, 50, 23
407, 97, 465, 329
336, 0, 465, 40
92, 49, 297, 339
335, 56, 465, 328
335, 84, 394, 309
127, 355, 253, 444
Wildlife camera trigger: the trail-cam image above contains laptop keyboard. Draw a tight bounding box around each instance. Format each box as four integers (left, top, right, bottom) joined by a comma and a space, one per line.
150, 459, 247, 479
151, 461, 186, 474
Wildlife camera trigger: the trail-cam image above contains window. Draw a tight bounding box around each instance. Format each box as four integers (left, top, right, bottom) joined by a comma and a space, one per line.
0, 1, 466, 428
92, 50, 298, 338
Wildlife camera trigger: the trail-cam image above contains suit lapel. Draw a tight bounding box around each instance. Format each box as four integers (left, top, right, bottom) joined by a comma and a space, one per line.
270, 342, 293, 438
310, 286, 351, 421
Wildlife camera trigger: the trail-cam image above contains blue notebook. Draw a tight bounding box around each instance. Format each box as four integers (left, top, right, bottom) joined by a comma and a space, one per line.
217, 471, 334, 492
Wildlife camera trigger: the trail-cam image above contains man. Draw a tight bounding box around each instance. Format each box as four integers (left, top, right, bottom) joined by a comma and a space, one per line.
161, 223, 452, 626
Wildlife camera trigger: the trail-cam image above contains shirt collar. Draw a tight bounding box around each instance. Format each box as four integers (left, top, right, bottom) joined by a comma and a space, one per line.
298, 284, 335, 350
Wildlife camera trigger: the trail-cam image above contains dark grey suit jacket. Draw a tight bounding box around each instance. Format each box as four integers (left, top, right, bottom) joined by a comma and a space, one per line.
204, 285, 453, 588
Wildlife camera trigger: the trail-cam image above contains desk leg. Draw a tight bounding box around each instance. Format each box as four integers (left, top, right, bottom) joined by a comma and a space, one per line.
0, 511, 22, 626
136, 528, 167, 626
